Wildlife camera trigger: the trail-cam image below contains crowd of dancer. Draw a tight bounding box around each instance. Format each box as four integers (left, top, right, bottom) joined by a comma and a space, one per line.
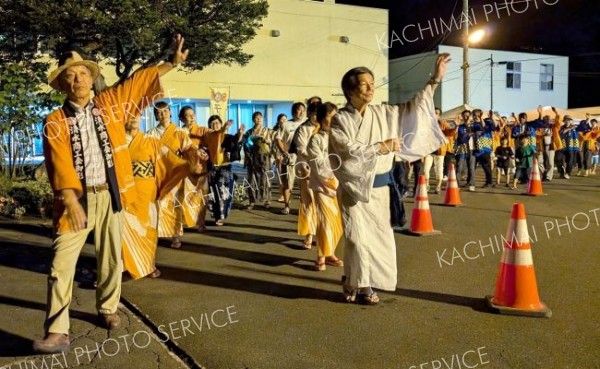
38, 36, 557, 353
397, 107, 600, 195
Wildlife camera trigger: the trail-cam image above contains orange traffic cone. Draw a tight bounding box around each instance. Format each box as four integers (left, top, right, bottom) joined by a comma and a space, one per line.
442, 163, 463, 206
486, 203, 552, 318
524, 158, 546, 196
403, 175, 441, 236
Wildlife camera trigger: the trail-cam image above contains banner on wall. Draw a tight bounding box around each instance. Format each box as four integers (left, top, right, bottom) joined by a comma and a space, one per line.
209, 87, 229, 123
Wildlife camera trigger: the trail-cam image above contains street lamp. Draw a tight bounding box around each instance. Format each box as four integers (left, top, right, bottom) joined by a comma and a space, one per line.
469, 29, 486, 44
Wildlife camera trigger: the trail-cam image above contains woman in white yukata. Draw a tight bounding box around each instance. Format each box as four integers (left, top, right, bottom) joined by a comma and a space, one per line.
328, 53, 451, 304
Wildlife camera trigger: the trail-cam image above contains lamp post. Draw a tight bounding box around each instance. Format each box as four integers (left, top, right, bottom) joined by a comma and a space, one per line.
462, 0, 485, 106
462, 0, 470, 105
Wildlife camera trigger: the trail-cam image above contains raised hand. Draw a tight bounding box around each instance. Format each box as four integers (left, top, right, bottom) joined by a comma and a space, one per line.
433, 53, 452, 81
171, 34, 190, 67
455, 114, 463, 125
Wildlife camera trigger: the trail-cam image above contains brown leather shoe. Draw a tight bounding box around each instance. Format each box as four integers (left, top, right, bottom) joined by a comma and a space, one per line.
99, 313, 121, 330
33, 333, 70, 354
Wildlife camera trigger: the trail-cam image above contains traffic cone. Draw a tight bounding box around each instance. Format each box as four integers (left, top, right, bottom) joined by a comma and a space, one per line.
403, 175, 441, 236
442, 163, 463, 206
523, 158, 546, 196
485, 203, 552, 318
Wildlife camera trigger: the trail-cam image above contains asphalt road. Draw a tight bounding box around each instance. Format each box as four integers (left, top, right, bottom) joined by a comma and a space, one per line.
1, 173, 599, 369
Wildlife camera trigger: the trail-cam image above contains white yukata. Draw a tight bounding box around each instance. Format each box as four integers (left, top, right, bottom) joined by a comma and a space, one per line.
328, 84, 446, 292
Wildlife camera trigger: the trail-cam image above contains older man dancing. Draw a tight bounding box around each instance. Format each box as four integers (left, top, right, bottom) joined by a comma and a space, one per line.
34, 35, 191, 353
329, 54, 451, 305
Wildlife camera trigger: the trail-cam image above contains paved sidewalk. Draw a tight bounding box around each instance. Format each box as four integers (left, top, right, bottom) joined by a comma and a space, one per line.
0, 222, 188, 369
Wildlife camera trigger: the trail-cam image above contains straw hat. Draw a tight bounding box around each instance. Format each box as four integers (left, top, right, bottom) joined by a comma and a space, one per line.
48, 51, 100, 91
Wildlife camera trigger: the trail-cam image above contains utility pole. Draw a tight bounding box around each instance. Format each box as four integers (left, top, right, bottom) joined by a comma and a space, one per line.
490, 53, 494, 111
462, 0, 469, 105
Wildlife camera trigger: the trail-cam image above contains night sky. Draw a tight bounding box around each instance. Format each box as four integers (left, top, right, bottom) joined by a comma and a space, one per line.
337, 0, 600, 108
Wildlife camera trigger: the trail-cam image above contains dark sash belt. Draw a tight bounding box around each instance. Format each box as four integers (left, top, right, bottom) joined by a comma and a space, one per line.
373, 171, 392, 188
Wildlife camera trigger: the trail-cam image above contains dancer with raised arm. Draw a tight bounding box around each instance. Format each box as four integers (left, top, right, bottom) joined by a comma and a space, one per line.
329, 54, 450, 305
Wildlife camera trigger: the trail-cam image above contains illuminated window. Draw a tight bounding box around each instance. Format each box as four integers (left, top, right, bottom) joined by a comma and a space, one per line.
506, 62, 521, 89
540, 64, 554, 91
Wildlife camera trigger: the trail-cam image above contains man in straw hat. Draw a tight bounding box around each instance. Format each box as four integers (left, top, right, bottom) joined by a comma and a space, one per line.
34, 34, 191, 354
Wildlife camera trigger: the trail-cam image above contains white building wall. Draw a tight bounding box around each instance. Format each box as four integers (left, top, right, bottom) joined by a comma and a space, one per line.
439, 45, 569, 115
389, 45, 569, 116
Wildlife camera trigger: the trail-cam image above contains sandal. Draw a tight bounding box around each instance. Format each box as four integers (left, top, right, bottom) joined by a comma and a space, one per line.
314, 261, 326, 271
356, 292, 380, 305
435, 187, 441, 194
326, 257, 344, 267
170, 238, 182, 249
264, 201, 271, 209
148, 269, 161, 278
196, 225, 206, 233
342, 276, 356, 303
302, 241, 312, 250
215, 219, 224, 226
246, 203, 255, 210
281, 206, 290, 215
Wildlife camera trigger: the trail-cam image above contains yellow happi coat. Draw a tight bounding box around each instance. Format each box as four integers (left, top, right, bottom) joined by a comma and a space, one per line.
182, 123, 212, 228
122, 132, 189, 278
146, 123, 195, 237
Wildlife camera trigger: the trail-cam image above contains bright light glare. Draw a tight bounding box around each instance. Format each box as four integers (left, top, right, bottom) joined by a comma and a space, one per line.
469, 30, 486, 44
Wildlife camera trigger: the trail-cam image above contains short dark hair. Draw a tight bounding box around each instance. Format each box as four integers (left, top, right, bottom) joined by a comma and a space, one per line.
307, 96, 322, 105
317, 102, 338, 123
518, 113, 527, 121
307, 101, 322, 117
472, 109, 482, 117
341, 66, 374, 101
252, 111, 262, 120
153, 101, 170, 119
207, 114, 222, 128
277, 113, 287, 122
178, 106, 194, 121
291, 102, 305, 116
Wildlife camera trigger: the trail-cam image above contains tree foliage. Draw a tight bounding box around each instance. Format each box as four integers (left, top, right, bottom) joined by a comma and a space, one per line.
0, 61, 62, 178
0, 0, 268, 178
0, 0, 269, 78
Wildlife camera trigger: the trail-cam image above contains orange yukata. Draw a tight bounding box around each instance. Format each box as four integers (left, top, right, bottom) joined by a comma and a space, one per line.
122, 132, 189, 279
146, 123, 195, 238
182, 123, 212, 229
294, 122, 319, 237
307, 131, 343, 258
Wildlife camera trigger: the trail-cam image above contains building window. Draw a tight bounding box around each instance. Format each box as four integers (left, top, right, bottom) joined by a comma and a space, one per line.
506, 62, 521, 89
540, 63, 554, 91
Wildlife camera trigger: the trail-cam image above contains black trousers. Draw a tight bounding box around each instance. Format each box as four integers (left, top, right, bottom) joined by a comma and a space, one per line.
564, 150, 577, 175
393, 161, 409, 196
555, 149, 566, 177
476, 152, 493, 184
411, 160, 423, 194
443, 153, 456, 177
